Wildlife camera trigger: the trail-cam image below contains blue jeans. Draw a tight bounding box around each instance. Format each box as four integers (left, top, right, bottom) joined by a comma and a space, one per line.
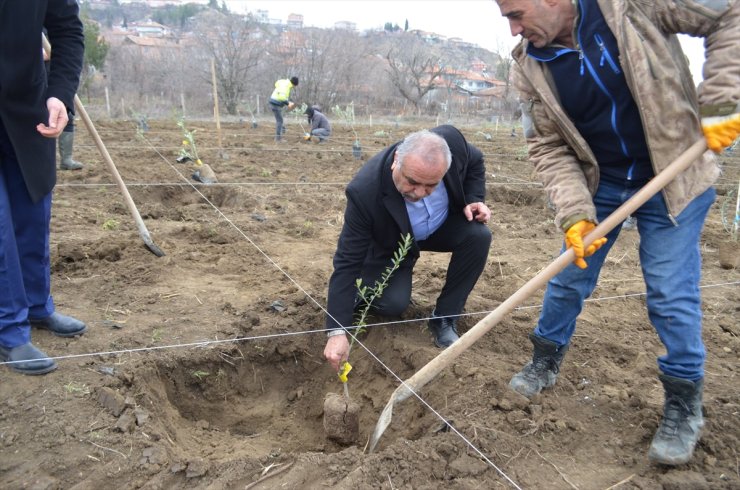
0, 124, 55, 348
270, 102, 285, 140
534, 178, 715, 381
311, 128, 330, 141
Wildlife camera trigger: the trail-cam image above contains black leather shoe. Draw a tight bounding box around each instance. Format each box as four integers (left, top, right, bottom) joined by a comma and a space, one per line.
428, 314, 460, 348
30, 312, 87, 337
0, 342, 57, 375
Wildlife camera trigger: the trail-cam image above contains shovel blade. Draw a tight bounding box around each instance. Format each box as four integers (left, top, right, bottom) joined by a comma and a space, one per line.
368, 396, 395, 453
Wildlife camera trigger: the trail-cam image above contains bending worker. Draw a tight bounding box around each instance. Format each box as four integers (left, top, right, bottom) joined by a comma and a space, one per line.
304, 106, 332, 143
268, 76, 298, 142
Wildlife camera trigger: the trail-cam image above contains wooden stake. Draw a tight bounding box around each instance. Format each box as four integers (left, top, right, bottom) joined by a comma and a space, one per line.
211, 58, 222, 149
104, 87, 110, 117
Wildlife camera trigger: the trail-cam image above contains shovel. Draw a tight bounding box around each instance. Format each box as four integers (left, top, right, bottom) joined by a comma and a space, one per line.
42, 35, 165, 257
368, 139, 708, 452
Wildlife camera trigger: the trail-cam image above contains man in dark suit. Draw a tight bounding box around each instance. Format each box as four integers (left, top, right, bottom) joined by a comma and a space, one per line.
323, 126, 492, 371
0, 0, 87, 375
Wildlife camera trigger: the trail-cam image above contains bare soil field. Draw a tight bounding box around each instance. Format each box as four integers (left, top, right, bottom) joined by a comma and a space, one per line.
0, 117, 738, 490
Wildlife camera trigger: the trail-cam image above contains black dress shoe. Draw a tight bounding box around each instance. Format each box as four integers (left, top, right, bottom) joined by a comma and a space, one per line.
428, 314, 460, 348
0, 342, 57, 375
30, 312, 87, 337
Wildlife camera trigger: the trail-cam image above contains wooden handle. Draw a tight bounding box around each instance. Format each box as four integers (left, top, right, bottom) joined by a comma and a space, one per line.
392, 138, 708, 402
43, 34, 165, 257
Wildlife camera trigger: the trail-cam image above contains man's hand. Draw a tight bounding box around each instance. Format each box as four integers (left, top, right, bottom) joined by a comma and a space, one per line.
464, 202, 491, 224
287, 101, 296, 110
565, 220, 607, 269
36, 97, 68, 138
701, 103, 740, 153
324, 334, 349, 371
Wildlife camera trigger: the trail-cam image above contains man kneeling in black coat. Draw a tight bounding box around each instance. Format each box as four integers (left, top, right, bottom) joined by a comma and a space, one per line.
323, 125, 492, 372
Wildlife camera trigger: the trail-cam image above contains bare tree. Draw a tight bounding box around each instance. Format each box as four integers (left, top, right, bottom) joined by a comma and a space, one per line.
193, 11, 271, 115
107, 40, 198, 117
385, 37, 445, 116
297, 28, 372, 110
492, 38, 517, 109
100, 14, 510, 120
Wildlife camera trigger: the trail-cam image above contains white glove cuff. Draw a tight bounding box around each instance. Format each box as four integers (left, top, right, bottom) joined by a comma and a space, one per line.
327, 329, 346, 338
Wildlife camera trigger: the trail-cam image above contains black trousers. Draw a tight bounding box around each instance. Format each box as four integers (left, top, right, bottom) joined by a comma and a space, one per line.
359, 211, 491, 318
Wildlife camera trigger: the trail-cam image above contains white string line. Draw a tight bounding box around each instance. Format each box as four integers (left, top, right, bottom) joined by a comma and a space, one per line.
77, 126, 740, 157
56, 128, 739, 484
4, 281, 736, 487
0, 329, 330, 365
68, 133, 525, 487
299, 279, 740, 329
55, 181, 544, 188
74, 141, 538, 154
2, 280, 737, 366
52, 177, 740, 190
384, 383, 524, 489
55, 178, 740, 189
146, 136, 523, 487
80, 131, 740, 157
3, 281, 736, 485
85, 143, 740, 349
56, 182, 348, 187
72, 138, 740, 158
0, 333, 521, 487
73, 143, 551, 164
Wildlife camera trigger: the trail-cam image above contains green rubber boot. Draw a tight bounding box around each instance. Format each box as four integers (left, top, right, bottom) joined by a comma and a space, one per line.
59, 131, 83, 170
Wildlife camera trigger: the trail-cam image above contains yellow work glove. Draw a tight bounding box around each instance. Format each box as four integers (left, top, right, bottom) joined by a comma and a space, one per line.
701, 103, 740, 153
303, 133, 311, 141
565, 220, 608, 269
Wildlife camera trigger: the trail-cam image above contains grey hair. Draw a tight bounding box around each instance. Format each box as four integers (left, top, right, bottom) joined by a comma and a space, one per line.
395, 130, 452, 171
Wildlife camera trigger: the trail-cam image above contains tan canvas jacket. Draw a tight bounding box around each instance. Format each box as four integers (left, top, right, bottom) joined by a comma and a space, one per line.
513, 0, 739, 230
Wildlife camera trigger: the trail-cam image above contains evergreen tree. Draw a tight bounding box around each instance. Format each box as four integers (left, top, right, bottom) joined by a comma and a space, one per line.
82, 16, 109, 72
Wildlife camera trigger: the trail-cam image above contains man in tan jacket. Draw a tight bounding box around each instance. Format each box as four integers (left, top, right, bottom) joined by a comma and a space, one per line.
495, 0, 739, 465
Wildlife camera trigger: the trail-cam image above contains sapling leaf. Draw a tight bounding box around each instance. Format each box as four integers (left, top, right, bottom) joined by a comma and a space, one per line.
176, 117, 203, 166
347, 233, 413, 360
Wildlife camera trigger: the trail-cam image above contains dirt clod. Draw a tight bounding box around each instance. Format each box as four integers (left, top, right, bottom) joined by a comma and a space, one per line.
323, 392, 360, 445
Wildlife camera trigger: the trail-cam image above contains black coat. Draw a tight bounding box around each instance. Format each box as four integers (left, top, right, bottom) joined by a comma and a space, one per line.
0, 0, 84, 202
326, 125, 486, 329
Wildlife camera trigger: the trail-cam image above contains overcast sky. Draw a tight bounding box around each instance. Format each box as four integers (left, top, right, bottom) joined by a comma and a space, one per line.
227, 0, 524, 53
224, 0, 705, 84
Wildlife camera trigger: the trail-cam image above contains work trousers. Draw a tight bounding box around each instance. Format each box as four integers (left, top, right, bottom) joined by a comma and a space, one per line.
0, 121, 55, 348
269, 102, 285, 140
310, 128, 330, 141
359, 211, 491, 319
534, 177, 715, 380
